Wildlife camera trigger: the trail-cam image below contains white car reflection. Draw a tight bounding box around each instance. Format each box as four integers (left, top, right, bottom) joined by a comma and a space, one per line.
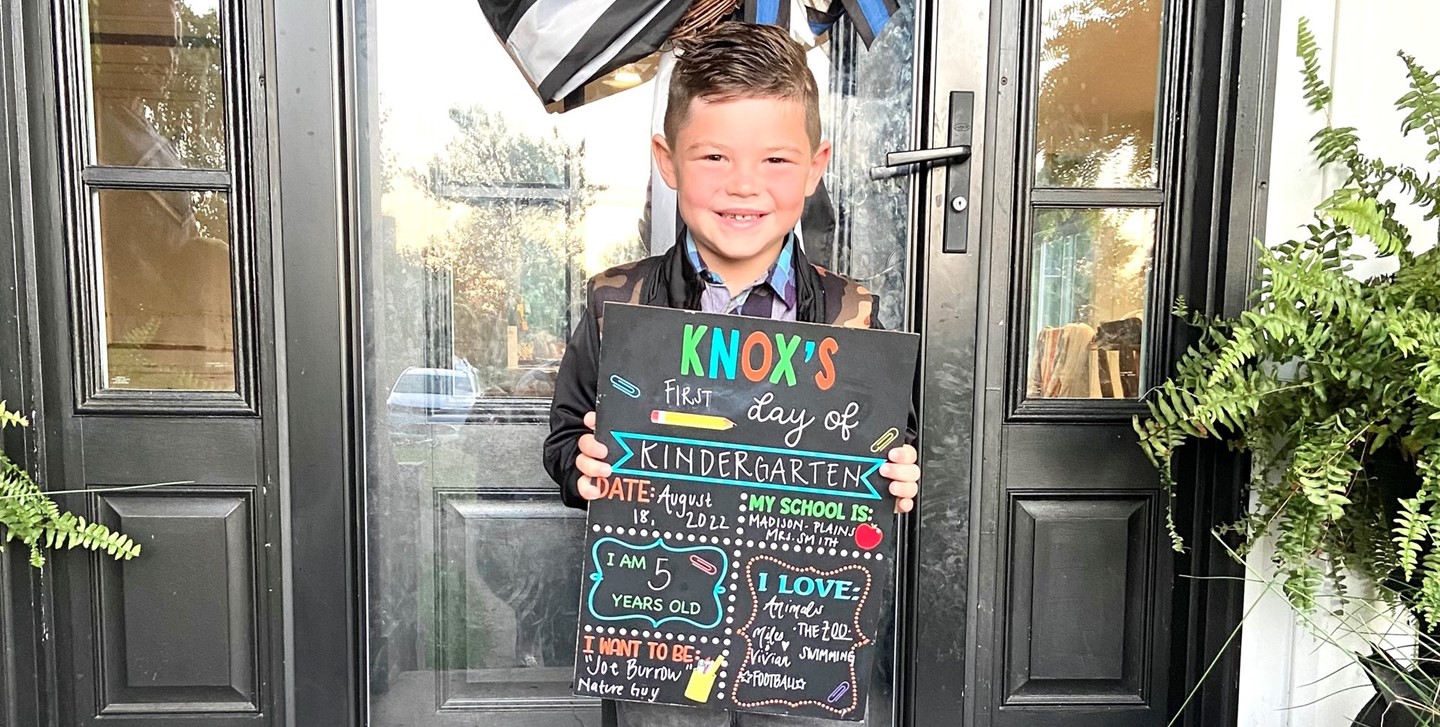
386, 367, 477, 439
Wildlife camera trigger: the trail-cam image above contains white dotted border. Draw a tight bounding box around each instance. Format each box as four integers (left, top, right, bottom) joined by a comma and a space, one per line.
590, 524, 885, 562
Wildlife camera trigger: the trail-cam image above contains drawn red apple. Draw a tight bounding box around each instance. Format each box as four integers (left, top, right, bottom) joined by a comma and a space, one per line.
854, 523, 883, 551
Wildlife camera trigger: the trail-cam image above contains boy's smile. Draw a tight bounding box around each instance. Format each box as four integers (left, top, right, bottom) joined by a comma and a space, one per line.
654, 95, 832, 290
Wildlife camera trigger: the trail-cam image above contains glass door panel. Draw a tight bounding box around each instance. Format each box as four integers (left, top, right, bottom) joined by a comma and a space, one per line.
1033, 0, 1163, 188
1024, 207, 1156, 399
354, 2, 916, 724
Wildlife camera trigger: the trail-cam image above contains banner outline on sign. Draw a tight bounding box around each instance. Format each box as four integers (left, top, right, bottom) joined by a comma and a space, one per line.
609, 431, 886, 501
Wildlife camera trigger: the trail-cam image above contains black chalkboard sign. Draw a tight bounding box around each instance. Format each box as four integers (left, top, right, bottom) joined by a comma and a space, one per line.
572, 303, 920, 721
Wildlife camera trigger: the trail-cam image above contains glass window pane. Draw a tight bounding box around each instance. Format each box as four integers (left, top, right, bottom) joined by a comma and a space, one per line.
1025, 207, 1154, 399
98, 189, 235, 390
88, 0, 227, 169
1034, 0, 1162, 188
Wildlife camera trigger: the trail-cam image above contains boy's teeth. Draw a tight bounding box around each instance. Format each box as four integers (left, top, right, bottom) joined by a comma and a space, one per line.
725, 213, 758, 220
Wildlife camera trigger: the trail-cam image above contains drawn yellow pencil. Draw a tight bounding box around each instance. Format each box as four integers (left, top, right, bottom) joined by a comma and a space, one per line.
650, 410, 735, 431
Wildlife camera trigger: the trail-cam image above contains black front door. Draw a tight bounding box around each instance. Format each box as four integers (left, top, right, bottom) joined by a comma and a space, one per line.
909, 0, 1248, 725
4, 0, 286, 724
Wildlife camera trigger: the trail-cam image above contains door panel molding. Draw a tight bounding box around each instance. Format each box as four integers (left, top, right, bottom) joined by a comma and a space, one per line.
96, 491, 260, 714
433, 494, 594, 713
1003, 495, 1153, 704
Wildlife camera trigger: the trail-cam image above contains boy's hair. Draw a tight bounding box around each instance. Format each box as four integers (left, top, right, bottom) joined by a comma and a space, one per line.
664, 22, 821, 148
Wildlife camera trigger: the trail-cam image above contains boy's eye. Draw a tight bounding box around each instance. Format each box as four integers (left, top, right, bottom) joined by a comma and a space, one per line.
766, 157, 792, 164
703, 154, 725, 162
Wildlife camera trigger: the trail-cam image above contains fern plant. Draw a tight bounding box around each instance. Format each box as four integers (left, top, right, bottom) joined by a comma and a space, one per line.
1135, 19, 1440, 624
1, 403, 141, 567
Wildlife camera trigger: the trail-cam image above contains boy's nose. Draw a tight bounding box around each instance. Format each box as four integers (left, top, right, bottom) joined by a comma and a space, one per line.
726, 169, 759, 196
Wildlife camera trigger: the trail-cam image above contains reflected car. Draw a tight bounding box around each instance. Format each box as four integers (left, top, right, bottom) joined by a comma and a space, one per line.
386, 367, 477, 432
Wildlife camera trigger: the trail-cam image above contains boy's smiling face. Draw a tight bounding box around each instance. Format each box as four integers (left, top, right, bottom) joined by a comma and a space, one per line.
654, 95, 832, 284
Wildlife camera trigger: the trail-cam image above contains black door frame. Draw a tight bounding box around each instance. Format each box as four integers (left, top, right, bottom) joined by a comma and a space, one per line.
1165, 0, 1285, 723
0, 0, 1281, 724
0, 2, 56, 725
270, 0, 366, 723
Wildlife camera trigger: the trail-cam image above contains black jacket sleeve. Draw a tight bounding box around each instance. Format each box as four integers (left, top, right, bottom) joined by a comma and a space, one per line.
544, 285, 602, 510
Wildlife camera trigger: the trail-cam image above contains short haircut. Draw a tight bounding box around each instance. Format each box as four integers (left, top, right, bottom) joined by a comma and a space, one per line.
664, 22, 821, 148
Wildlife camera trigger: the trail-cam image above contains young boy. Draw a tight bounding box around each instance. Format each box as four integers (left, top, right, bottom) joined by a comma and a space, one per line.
544, 22, 920, 727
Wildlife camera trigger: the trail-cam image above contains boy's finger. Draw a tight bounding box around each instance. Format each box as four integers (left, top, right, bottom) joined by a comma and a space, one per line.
889, 480, 918, 500
579, 433, 608, 459
584, 411, 597, 431
881, 462, 920, 483
577, 476, 603, 500
893, 497, 915, 514
577, 455, 612, 479
888, 445, 918, 465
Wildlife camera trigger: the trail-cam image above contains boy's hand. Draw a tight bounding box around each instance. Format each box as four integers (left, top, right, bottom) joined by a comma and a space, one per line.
882, 445, 920, 513
575, 411, 610, 500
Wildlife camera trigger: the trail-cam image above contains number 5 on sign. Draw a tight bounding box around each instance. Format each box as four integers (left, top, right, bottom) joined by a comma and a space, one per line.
648, 558, 671, 591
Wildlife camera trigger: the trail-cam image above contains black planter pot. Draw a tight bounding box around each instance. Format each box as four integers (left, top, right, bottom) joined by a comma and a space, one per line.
1354, 450, 1436, 726
1353, 649, 1438, 726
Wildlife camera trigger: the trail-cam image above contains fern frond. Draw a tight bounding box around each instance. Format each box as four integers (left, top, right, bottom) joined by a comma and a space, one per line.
1397, 52, 1440, 163
1319, 188, 1411, 256
0, 405, 141, 568
1298, 18, 1333, 111
1137, 22, 1440, 626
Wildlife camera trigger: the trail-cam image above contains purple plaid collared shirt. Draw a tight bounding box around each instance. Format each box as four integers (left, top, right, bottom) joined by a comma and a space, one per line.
684, 233, 798, 321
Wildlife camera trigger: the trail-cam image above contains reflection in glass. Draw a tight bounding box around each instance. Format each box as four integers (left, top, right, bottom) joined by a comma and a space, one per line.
1026, 208, 1154, 399
825, 3, 916, 334
1034, 0, 1161, 188
98, 189, 234, 390
391, 106, 599, 402
87, 0, 227, 169
362, 2, 643, 720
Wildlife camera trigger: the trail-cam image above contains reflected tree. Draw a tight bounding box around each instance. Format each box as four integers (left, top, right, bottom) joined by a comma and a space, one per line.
87, 1, 233, 389
1036, 0, 1161, 187
1032, 208, 1149, 329
401, 106, 597, 384
90, 0, 228, 229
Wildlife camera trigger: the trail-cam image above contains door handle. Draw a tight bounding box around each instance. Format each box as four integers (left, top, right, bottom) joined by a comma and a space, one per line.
871, 91, 976, 253
881, 144, 972, 168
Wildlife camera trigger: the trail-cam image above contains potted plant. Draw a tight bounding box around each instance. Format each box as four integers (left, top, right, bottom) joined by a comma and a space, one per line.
1, 403, 141, 567
1134, 19, 1440, 725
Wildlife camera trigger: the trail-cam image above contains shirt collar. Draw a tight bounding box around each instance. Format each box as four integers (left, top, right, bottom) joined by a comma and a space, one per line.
684, 233, 798, 309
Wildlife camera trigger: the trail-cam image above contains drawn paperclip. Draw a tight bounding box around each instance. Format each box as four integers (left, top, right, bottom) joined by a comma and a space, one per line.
689, 554, 718, 575
609, 375, 641, 398
827, 681, 851, 704
870, 427, 899, 453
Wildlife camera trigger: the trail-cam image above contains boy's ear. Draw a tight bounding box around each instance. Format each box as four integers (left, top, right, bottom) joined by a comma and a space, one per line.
652, 134, 679, 190
805, 140, 833, 196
